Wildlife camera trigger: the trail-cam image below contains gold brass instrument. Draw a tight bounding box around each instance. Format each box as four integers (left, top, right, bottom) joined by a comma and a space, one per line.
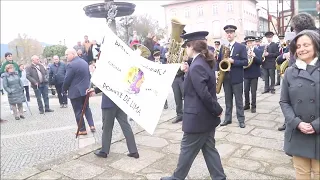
167, 18, 186, 64
275, 56, 281, 70
244, 47, 254, 69
216, 46, 232, 94
280, 59, 289, 78
262, 45, 268, 62
132, 43, 151, 59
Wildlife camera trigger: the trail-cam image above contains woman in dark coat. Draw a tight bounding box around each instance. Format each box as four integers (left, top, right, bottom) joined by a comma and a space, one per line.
280, 30, 320, 180
2, 64, 26, 120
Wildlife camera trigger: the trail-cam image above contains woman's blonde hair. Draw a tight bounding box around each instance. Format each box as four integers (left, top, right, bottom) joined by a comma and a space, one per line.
5, 64, 14, 72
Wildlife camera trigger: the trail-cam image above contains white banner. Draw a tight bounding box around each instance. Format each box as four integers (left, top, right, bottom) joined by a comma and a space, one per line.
91, 27, 181, 135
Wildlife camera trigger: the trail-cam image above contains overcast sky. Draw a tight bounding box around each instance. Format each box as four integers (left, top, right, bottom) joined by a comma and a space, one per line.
1, 0, 289, 48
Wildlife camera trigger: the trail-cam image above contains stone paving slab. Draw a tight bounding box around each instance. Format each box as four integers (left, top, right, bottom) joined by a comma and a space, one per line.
3, 80, 296, 179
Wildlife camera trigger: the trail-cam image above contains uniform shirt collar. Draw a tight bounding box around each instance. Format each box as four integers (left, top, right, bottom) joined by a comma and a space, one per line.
228, 40, 235, 47
295, 57, 318, 70
192, 53, 200, 63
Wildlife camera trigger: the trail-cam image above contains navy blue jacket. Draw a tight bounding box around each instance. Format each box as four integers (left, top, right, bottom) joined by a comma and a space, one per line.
262, 42, 280, 69
276, 47, 289, 65
49, 62, 66, 85
256, 45, 265, 51
244, 48, 263, 79
183, 55, 223, 133
63, 57, 91, 99
217, 42, 248, 84
94, 87, 116, 109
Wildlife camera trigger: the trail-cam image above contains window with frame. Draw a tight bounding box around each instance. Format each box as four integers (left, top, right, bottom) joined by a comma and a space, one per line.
213, 4, 218, 15
197, 6, 204, 16
227, 2, 233, 12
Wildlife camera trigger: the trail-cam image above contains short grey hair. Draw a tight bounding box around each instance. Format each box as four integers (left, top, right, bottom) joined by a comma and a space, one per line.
290, 30, 320, 58
291, 13, 317, 34
53, 55, 59, 59
31, 55, 39, 61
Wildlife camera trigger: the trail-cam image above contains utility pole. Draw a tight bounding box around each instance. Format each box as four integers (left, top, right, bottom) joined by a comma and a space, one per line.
267, 0, 270, 31
281, 0, 284, 35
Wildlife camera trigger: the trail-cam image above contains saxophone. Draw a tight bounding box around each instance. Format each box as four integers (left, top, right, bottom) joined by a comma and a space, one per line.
244, 47, 254, 69
167, 18, 186, 64
262, 45, 268, 62
216, 46, 231, 94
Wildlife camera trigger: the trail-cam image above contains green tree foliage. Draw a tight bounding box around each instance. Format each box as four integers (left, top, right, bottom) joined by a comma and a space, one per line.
8, 33, 44, 65
42, 45, 67, 59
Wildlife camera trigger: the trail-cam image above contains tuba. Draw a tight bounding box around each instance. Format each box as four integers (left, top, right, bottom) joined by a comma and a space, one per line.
280, 59, 289, 78
132, 43, 151, 59
167, 18, 186, 64
244, 47, 254, 69
275, 56, 281, 70
216, 46, 232, 94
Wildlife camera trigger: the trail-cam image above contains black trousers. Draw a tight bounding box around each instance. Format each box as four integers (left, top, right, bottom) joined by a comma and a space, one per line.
172, 76, 184, 118
55, 83, 68, 105
223, 72, 245, 123
244, 78, 258, 108
263, 68, 275, 91
24, 86, 30, 101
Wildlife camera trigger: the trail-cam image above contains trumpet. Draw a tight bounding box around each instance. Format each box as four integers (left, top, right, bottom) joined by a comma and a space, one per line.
244, 47, 254, 69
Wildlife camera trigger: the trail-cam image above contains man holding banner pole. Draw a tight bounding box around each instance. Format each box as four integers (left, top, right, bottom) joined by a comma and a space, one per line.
87, 85, 139, 159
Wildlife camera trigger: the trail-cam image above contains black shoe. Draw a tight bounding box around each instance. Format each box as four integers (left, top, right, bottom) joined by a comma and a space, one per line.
40, 111, 44, 114
164, 104, 168, 109
15, 117, 20, 120
172, 117, 182, 124
127, 152, 139, 159
60, 104, 64, 108
239, 122, 246, 128
220, 121, 231, 126
271, 90, 275, 94
278, 124, 286, 131
243, 105, 250, 110
94, 150, 108, 158
262, 91, 269, 94
20, 115, 25, 119
275, 83, 280, 86
63, 104, 68, 108
45, 109, 54, 112
251, 108, 256, 113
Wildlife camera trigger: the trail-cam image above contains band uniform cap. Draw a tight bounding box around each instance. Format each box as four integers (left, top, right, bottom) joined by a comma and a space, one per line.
214, 41, 220, 45
278, 35, 285, 39
244, 36, 256, 42
223, 25, 237, 32
264, 31, 274, 37
153, 51, 160, 56
180, 31, 209, 48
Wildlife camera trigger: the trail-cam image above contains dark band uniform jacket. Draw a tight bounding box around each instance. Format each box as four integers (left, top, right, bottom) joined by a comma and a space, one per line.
183, 54, 223, 133
280, 58, 320, 160
244, 47, 263, 79
262, 42, 280, 69
62, 57, 91, 99
217, 42, 248, 84
276, 47, 289, 65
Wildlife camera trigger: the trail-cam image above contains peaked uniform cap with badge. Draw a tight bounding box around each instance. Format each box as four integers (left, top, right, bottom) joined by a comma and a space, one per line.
278, 35, 285, 39
244, 36, 256, 42
153, 51, 160, 56
223, 25, 237, 32
181, 31, 209, 48
214, 41, 220, 45
264, 31, 274, 37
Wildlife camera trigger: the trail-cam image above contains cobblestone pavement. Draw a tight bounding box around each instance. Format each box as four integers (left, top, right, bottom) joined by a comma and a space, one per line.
3, 78, 296, 179
0, 90, 177, 176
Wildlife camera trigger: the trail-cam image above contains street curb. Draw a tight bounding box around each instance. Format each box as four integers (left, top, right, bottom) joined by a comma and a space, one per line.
2, 110, 177, 180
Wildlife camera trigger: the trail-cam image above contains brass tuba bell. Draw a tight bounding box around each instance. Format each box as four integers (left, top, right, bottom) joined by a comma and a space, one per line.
167, 18, 186, 64
280, 59, 289, 78
132, 43, 151, 59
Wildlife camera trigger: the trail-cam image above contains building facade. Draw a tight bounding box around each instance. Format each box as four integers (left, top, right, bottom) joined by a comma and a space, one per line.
162, 0, 259, 45
256, 6, 269, 37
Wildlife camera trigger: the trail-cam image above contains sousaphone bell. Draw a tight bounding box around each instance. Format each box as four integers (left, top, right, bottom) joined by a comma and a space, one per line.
131, 43, 151, 59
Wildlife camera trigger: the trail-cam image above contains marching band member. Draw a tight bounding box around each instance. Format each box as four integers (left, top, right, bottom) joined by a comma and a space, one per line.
280, 30, 319, 180
261, 32, 280, 94
255, 37, 265, 81
161, 31, 226, 180
154, 51, 168, 109
276, 35, 285, 85
243, 36, 263, 113
170, 30, 187, 124
219, 25, 248, 128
